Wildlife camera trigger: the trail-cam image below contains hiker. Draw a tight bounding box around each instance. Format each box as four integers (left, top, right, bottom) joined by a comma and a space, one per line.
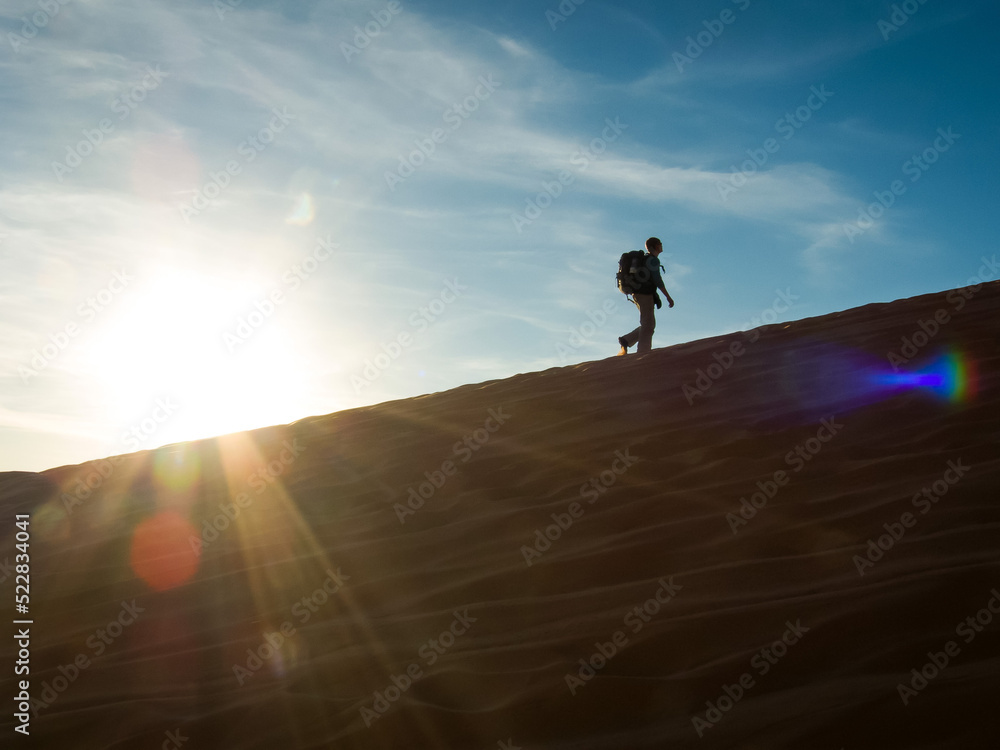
618, 237, 674, 355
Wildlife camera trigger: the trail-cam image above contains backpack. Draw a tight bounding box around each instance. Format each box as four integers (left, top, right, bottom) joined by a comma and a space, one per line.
616, 251, 655, 296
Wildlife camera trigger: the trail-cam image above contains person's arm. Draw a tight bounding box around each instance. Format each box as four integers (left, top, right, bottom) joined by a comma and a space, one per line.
659, 280, 674, 308
656, 266, 674, 307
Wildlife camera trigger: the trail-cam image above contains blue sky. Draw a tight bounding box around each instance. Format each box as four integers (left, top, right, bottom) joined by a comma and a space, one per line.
1, 0, 997, 471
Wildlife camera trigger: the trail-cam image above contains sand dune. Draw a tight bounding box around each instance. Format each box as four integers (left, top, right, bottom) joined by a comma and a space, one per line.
3, 281, 1000, 749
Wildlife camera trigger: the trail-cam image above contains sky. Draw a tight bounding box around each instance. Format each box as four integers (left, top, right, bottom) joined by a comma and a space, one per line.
1, 0, 998, 472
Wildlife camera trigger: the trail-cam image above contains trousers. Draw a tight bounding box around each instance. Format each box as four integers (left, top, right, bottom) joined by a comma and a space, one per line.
622, 293, 656, 353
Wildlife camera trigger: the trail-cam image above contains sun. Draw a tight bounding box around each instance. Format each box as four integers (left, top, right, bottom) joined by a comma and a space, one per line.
84, 265, 315, 450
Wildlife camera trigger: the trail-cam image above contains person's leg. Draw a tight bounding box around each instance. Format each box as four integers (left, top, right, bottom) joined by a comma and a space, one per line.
622, 295, 649, 349
635, 294, 656, 353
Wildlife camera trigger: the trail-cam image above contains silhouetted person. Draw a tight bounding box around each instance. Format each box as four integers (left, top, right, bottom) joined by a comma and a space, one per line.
618, 237, 674, 355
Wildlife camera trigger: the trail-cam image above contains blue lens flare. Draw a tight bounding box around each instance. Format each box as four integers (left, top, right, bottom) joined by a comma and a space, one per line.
871, 348, 976, 403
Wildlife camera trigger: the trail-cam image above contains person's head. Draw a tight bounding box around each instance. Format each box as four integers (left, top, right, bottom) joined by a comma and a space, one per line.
646, 237, 663, 255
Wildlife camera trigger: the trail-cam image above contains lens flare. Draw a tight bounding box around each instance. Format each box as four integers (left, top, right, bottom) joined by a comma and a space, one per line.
130, 510, 201, 591
286, 192, 315, 226
153, 445, 202, 493
872, 348, 977, 403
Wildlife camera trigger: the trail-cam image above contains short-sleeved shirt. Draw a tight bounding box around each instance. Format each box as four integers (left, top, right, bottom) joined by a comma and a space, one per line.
639, 253, 662, 292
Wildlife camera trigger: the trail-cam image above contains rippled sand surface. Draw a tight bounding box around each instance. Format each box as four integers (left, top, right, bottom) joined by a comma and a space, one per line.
3, 281, 999, 749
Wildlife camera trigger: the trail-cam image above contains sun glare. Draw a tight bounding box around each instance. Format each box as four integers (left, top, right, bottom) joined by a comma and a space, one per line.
84, 266, 315, 451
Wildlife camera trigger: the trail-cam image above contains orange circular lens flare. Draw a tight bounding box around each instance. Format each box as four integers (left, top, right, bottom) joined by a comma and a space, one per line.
130, 511, 200, 591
